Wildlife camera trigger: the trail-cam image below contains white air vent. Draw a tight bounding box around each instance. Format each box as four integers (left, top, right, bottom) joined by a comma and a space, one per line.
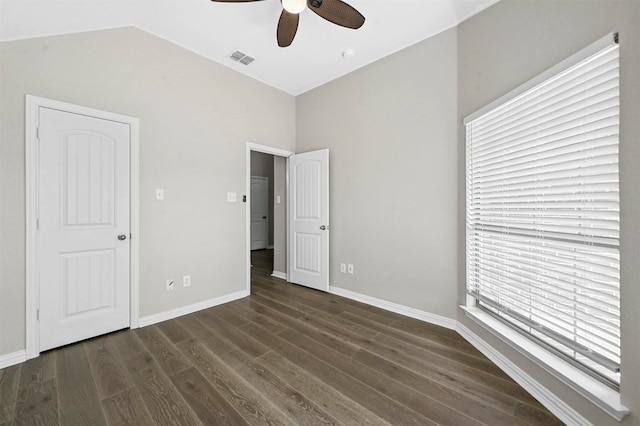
229, 50, 255, 66
239, 56, 254, 66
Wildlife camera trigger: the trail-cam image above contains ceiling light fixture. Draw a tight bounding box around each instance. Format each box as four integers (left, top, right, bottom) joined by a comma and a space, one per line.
282, 0, 306, 14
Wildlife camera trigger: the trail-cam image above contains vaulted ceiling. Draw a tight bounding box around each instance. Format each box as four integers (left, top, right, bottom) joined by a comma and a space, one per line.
0, 0, 499, 95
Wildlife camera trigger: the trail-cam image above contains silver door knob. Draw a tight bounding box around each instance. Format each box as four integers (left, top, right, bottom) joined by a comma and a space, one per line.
117, 234, 127, 241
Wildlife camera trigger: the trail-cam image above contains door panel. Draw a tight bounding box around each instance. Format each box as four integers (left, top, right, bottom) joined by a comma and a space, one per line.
294, 233, 321, 273
250, 177, 269, 250
62, 250, 115, 316
294, 160, 321, 220
39, 107, 130, 352
63, 134, 114, 227
289, 149, 329, 291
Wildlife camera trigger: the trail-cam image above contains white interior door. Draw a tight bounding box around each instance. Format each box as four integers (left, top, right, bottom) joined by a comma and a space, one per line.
38, 107, 131, 352
250, 176, 269, 250
288, 149, 329, 291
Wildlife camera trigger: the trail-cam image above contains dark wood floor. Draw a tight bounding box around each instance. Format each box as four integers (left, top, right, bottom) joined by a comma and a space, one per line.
0, 249, 563, 425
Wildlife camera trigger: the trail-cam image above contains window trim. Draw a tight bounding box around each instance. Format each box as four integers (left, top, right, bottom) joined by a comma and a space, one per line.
462, 305, 629, 420
463, 32, 627, 420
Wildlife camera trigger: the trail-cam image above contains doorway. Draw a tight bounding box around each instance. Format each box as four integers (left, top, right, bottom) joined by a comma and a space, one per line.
249, 148, 289, 283
245, 143, 293, 293
245, 143, 331, 294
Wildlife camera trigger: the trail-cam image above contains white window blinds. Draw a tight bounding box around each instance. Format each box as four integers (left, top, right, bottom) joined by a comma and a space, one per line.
465, 35, 620, 386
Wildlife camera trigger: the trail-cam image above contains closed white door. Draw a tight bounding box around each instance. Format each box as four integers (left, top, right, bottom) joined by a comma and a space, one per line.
250, 176, 269, 250
288, 149, 329, 291
38, 107, 131, 352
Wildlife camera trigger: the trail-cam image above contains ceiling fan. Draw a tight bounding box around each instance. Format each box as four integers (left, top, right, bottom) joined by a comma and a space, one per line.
211, 0, 365, 47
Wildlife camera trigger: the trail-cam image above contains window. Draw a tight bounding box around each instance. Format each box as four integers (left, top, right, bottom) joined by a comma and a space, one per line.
465, 34, 620, 388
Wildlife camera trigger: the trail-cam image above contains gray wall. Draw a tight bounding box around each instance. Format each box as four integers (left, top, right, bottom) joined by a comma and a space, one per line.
457, 1, 640, 425
250, 151, 275, 247
0, 27, 295, 355
296, 28, 459, 319
273, 156, 287, 274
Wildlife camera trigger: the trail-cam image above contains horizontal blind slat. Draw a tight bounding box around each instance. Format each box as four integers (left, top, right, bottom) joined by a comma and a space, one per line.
467, 280, 621, 350
469, 238, 621, 281
471, 94, 619, 155
469, 249, 620, 302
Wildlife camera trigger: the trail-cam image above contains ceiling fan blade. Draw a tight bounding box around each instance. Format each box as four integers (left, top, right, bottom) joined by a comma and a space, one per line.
210, 0, 264, 2
307, 0, 364, 29
277, 10, 299, 47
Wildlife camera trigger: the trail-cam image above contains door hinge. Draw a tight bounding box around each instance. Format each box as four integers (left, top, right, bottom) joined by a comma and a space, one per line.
37, 308, 40, 321
36, 126, 40, 140
36, 218, 40, 230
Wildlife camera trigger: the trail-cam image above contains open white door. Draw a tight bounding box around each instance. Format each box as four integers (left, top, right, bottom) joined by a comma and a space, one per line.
288, 149, 329, 291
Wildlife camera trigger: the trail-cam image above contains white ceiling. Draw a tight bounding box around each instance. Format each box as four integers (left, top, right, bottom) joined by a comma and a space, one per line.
0, 0, 498, 95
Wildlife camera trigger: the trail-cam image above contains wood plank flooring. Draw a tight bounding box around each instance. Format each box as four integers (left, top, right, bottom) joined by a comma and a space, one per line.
0, 250, 563, 425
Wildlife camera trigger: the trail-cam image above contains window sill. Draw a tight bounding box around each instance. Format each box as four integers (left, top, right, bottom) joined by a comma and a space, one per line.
461, 306, 629, 422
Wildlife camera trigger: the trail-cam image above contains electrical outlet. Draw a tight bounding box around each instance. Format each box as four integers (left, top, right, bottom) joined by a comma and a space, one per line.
347, 264, 354, 274
156, 188, 164, 200
340, 263, 346, 273
183, 275, 191, 287
166, 279, 174, 291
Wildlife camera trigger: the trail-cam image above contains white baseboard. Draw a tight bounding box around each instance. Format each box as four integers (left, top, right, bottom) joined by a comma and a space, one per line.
456, 323, 592, 426
328, 286, 457, 330
0, 290, 249, 368
267, 245, 274, 250
271, 270, 287, 280
0, 350, 27, 370
138, 289, 249, 328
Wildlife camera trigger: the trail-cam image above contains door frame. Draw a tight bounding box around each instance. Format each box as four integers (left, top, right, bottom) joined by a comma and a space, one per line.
245, 142, 293, 294
25, 95, 140, 359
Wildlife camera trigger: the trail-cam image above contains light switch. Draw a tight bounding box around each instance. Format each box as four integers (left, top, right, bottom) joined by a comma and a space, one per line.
227, 192, 237, 202
155, 188, 164, 200
276, 195, 281, 204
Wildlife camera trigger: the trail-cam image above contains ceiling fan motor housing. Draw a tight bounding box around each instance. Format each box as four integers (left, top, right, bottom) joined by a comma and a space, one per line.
310, 0, 323, 8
